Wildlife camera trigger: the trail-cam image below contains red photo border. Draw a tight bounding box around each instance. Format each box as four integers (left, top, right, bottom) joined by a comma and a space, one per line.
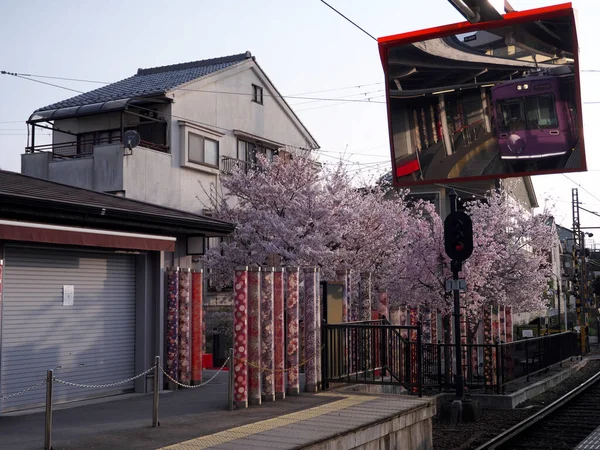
378, 3, 586, 187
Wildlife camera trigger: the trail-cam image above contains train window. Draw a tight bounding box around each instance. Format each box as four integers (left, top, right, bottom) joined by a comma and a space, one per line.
497, 99, 525, 132
525, 94, 558, 129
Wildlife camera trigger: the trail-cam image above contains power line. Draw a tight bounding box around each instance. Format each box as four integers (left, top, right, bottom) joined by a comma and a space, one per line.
561, 173, 600, 204
0, 120, 24, 124
296, 96, 386, 111
2, 72, 85, 94
288, 82, 383, 96
1, 71, 108, 84
320, 0, 378, 42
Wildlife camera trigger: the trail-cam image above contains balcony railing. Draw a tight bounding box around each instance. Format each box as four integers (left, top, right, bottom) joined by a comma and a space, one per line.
25, 135, 169, 159
220, 156, 260, 174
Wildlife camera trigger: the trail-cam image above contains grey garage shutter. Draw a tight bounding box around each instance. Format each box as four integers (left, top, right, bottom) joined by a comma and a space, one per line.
1, 246, 136, 413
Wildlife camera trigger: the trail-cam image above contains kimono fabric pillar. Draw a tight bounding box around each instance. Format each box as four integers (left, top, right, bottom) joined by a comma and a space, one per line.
378, 292, 389, 320
335, 269, 349, 323
274, 268, 285, 400
191, 270, 203, 385
233, 267, 249, 409
303, 267, 319, 393
247, 266, 262, 406
359, 272, 372, 322
506, 306, 513, 342
409, 307, 419, 387
500, 305, 507, 343
261, 268, 275, 402
315, 269, 322, 391
178, 269, 192, 385
286, 268, 300, 396
165, 268, 180, 388
483, 306, 493, 387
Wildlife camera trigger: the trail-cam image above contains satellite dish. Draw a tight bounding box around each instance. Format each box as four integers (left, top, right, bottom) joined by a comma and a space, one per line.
122, 130, 141, 150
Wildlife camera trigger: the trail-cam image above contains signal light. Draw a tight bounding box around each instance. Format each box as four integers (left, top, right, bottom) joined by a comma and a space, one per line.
444, 211, 473, 262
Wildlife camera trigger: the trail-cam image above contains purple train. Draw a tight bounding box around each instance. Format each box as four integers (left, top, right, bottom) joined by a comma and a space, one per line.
491, 74, 578, 162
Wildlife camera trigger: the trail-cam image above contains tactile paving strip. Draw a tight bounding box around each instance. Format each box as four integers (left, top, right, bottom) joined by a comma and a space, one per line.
160, 394, 373, 450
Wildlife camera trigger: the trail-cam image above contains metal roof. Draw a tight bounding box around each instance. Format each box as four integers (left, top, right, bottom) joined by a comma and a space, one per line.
0, 170, 235, 236
32, 52, 252, 118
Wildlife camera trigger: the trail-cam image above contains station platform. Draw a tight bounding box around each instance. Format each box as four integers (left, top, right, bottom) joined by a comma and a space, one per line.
160, 393, 435, 450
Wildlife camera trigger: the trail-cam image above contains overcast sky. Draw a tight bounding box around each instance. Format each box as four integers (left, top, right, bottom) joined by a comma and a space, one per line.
1, 0, 598, 243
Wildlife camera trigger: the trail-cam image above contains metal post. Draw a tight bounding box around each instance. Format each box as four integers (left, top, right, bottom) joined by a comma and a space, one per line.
557, 281, 562, 332
437, 341, 443, 392
228, 348, 234, 410
152, 356, 160, 427
417, 322, 423, 397
525, 341, 530, 382
452, 264, 464, 400
44, 369, 53, 450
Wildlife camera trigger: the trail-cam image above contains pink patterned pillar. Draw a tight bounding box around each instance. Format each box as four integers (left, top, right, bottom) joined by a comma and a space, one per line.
178, 269, 191, 385
359, 272, 372, 322
506, 306, 513, 342
233, 267, 249, 409
499, 306, 507, 342
274, 268, 285, 400
346, 270, 353, 322
247, 266, 262, 405
191, 270, 203, 385
261, 268, 275, 402
389, 307, 400, 326
303, 267, 319, 393
286, 268, 300, 396
378, 292, 389, 321
399, 306, 408, 339
165, 268, 180, 387
336, 269, 349, 323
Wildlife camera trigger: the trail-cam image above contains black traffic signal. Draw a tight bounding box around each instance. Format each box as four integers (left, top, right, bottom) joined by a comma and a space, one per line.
444, 211, 473, 262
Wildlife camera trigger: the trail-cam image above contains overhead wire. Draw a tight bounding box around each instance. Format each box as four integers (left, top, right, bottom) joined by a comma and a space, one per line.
320, 0, 378, 42
561, 173, 600, 204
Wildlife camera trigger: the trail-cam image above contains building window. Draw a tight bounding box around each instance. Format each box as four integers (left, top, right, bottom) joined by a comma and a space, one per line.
189, 132, 219, 166
252, 84, 263, 104
237, 139, 278, 164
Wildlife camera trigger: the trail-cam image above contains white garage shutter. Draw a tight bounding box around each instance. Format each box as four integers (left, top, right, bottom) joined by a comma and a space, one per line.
1, 246, 136, 413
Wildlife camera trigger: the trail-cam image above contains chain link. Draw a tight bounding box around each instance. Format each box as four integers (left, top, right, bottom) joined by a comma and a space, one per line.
159, 357, 230, 389
234, 345, 325, 373
0, 379, 46, 400
53, 366, 155, 389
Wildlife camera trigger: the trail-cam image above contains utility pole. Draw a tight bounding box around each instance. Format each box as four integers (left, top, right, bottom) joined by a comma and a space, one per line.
572, 188, 586, 353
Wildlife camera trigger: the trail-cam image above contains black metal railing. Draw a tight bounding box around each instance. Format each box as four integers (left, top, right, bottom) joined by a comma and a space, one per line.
322, 321, 423, 396
420, 331, 579, 393
26, 135, 169, 158
220, 156, 260, 175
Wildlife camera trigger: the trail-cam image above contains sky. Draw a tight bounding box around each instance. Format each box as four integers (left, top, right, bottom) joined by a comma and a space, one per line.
1, 0, 599, 244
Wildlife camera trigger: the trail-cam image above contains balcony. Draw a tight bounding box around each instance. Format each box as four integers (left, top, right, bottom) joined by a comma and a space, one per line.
25, 133, 169, 159
220, 156, 260, 175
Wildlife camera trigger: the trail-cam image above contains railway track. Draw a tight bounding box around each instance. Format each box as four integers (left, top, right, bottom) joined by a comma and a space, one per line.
475, 370, 600, 449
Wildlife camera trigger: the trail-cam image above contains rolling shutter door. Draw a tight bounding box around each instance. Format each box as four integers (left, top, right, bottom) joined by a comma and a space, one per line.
1, 246, 136, 412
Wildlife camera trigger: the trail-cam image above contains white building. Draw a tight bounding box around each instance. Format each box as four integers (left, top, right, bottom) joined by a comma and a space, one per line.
22, 51, 319, 215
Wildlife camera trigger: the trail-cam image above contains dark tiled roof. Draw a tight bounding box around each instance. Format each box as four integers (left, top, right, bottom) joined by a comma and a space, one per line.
36, 52, 252, 112
0, 170, 235, 234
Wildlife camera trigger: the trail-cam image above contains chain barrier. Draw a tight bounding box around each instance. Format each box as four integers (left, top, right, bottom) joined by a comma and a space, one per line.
53, 366, 155, 389
233, 345, 325, 373
0, 379, 46, 401
160, 356, 231, 389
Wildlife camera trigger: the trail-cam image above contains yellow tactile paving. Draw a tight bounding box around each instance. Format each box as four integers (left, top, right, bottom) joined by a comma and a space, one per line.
160, 394, 374, 450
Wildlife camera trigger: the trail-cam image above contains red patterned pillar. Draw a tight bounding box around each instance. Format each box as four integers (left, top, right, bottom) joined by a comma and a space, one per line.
315, 269, 322, 390
274, 268, 285, 400
303, 268, 318, 392
178, 269, 191, 385
191, 270, 203, 385
506, 306, 513, 342
247, 266, 262, 405
233, 267, 249, 409
165, 268, 180, 387
261, 268, 275, 402
286, 268, 300, 396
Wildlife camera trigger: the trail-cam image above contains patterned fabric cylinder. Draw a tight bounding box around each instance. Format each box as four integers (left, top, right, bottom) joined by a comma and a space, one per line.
499, 306, 507, 342
389, 307, 400, 326
483, 306, 493, 387
506, 306, 513, 342
261, 268, 275, 402
432, 311, 438, 343
233, 267, 249, 408
166, 268, 180, 385
274, 268, 285, 399
421, 307, 431, 343
359, 272, 372, 322
399, 306, 408, 339
191, 270, 203, 385
286, 268, 300, 396
336, 269, 349, 322
315, 269, 322, 390
378, 292, 389, 321
303, 268, 319, 392
345, 270, 353, 322
178, 269, 192, 385
247, 266, 262, 405
409, 307, 419, 386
